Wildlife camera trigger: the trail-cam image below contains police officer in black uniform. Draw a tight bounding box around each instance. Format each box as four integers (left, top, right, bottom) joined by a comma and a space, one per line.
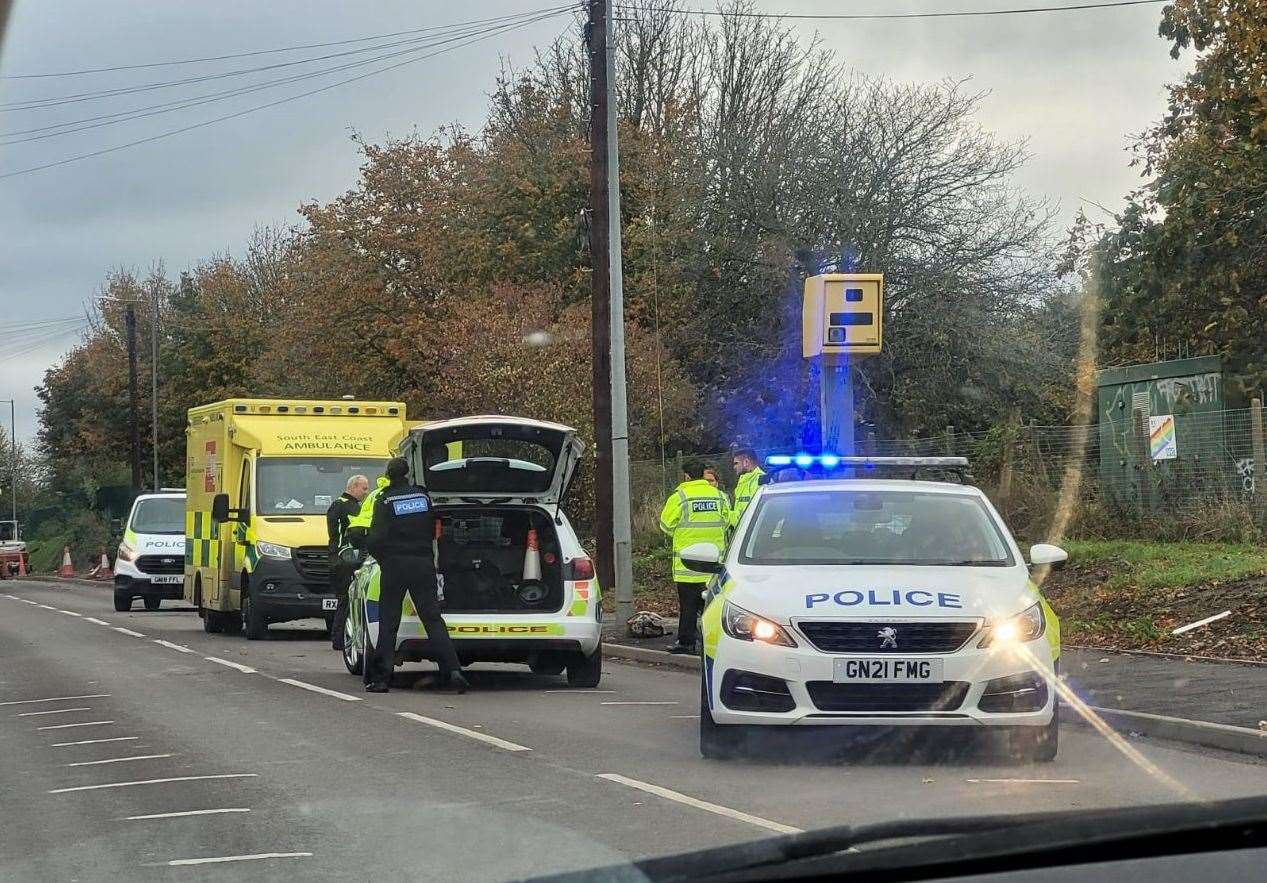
326, 474, 368, 651
365, 457, 467, 694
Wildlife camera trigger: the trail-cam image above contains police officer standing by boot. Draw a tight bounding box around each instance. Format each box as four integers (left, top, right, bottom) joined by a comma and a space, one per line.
327, 474, 368, 652
365, 457, 468, 694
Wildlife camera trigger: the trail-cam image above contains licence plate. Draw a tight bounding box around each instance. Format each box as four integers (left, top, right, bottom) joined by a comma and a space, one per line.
321, 598, 338, 611
833, 658, 944, 683
150, 575, 182, 585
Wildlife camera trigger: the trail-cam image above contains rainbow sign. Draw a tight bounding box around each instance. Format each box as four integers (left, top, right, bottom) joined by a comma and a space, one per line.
1148, 414, 1178, 461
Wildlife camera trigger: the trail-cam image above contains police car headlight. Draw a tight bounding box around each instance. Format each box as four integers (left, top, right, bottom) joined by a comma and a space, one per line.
256, 540, 292, 560
722, 601, 797, 647
117, 542, 137, 562
979, 602, 1045, 648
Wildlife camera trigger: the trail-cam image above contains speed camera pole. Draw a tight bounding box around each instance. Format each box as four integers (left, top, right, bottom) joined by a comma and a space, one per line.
588, 0, 635, 627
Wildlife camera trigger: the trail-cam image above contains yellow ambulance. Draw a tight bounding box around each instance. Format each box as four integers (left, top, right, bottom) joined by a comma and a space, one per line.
184, 398, 408, 638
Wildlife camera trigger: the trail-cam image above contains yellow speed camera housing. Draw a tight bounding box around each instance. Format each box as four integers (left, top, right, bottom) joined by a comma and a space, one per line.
802, 273, 883, 361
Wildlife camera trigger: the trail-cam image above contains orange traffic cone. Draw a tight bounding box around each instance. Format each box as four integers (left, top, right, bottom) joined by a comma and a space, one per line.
59, 546, 74, 578
17, 552, 26, 577
516, 528, 546, 607
95, 550, 110, 580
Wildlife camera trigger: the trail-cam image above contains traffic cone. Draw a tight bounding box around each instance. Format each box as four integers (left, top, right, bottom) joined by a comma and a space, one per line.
516, 528, 546, 607
59, 546, 74, 578
17, 553, 26, 577
96, 550, 110, 580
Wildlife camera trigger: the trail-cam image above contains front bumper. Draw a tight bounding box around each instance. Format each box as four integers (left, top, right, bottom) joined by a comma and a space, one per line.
706, 632, 1056, 728
113, 559, 184, 599
250, 556, 337, 621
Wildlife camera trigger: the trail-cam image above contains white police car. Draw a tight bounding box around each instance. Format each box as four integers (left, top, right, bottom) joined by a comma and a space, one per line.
687, 456, 1065, 762
113, 489, 187, 612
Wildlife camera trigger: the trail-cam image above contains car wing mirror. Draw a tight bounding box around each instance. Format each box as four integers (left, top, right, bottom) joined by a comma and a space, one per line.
679, 542, 723, 574
1028, 543, 1068, 570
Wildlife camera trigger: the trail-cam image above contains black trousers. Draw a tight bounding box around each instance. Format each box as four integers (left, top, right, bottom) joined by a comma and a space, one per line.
367, 555, 461, 685
329, 557, 355, 648
676, 581, 705, 646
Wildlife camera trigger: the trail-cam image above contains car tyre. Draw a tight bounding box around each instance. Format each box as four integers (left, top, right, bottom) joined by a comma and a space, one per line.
342, 615, 364, 676
113, 591, 131, 612
241, 587, 267, 641
202, 607, 223, 634
143, 596, 161, 611
1007, 700, 1059, 763
566, 645, 602, 687
699, 672, 745, 760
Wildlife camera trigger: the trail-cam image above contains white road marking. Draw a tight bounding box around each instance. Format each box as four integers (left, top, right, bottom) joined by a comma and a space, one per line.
0, 693, 109, 707
1, 593, 16, 599
124, 808, 250, 821
113, 627, 146, 638
17, 707, 92, 717
84, 617, 110, 626
57, 609, 83, 617
166, 852, 311, 867
38, 720, 114, 730
67, 753, 173, 767
49, 773, 258, 794
153, 639, 194, 654
51, 736, 138, 747
37, 604, 57, 610
397, 712, 531, 752
601, 701, 678, 706
596, 773, 802, 835
966, 778, 1081, 785
278, 678, 362, 702
544, 689, 618, 694
669, 715, 701, 719
20, 598, 38, 604
204, 656, 256, 674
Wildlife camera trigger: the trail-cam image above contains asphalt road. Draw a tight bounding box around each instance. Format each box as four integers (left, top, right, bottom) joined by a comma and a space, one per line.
3, 578, 1266, 882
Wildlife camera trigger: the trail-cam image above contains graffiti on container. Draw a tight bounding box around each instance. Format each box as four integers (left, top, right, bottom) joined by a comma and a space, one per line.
1155, 374, 1220, 412
1236, 458, 1255, 496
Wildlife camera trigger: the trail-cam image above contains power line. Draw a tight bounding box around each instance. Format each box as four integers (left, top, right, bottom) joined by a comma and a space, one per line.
1, 6, 576, 111
1, 8, 580, 80
1, 14, 557, 144
0, 8, 570, 180
615, 0, 1166, 21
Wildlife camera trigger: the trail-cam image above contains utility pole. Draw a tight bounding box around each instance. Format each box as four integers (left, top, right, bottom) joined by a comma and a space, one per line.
588, 0, 634, 626
125, 304, 141, 493
151, 288, 160, 490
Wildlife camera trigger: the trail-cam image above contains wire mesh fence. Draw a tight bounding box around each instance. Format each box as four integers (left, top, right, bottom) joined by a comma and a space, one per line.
619, 406, 1267, 546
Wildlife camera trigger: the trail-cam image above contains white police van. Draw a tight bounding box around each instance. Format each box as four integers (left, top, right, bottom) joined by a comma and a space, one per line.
687, 456, 1066, 762
114, 489, 188, 612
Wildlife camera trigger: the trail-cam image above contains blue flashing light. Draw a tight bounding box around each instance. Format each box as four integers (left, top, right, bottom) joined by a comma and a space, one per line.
794, 453, 815, 469
819, 454, 840, 468
766, 455, 793, 467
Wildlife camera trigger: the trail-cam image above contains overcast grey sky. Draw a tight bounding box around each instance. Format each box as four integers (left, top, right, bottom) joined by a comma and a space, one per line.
0, 0, 1182, 442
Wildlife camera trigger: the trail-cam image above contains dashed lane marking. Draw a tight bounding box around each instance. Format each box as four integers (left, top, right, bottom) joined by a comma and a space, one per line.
153, 640, 195, 654
204, 656, 256, 674
966, 778, 1081, 785
67, 753, 173, 767
113, 627, 146, 638
84, 617, 110, 626
37, 720, 114, 731
0, 693, 109, 707
601, 701, 678, 706
543, 689, 618, 694
277, 679, 362, 702
20, 598, 38, 604
396, 712, 531, 752
596, 773, 802, 835
124, 808, 250, 821
51, 736, 138, 747
57, 609, 83, 617
165, 852, 311, 867
49, 773, 258, 794
17, 707, 92, 717
36, 604, 57, 610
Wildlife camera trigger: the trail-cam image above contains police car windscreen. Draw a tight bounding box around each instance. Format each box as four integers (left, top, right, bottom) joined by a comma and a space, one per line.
256, 457, 385, 515
131, 497, 185, 534
739, 491, 1013, 566
423, 439, 556, 494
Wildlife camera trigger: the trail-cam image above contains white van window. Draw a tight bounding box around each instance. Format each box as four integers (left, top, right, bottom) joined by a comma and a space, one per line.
130, 497, 185, 535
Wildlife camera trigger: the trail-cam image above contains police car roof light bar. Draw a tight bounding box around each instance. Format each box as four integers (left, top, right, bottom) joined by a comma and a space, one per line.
761, 454, 973, 484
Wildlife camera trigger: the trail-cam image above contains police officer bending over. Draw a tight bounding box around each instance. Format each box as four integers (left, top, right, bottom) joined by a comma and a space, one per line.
365, 457, 468, 694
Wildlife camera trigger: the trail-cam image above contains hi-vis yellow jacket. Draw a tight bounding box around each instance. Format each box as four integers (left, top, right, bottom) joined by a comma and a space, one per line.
728, 467, 765, 528
343, 475, 388, 548
659, 479, 731, 584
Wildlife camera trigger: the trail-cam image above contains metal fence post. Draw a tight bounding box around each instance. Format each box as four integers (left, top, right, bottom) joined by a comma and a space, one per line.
1133, 408, 1153, 514
1251, 398, 1266, 519
944, 425, 956, 455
